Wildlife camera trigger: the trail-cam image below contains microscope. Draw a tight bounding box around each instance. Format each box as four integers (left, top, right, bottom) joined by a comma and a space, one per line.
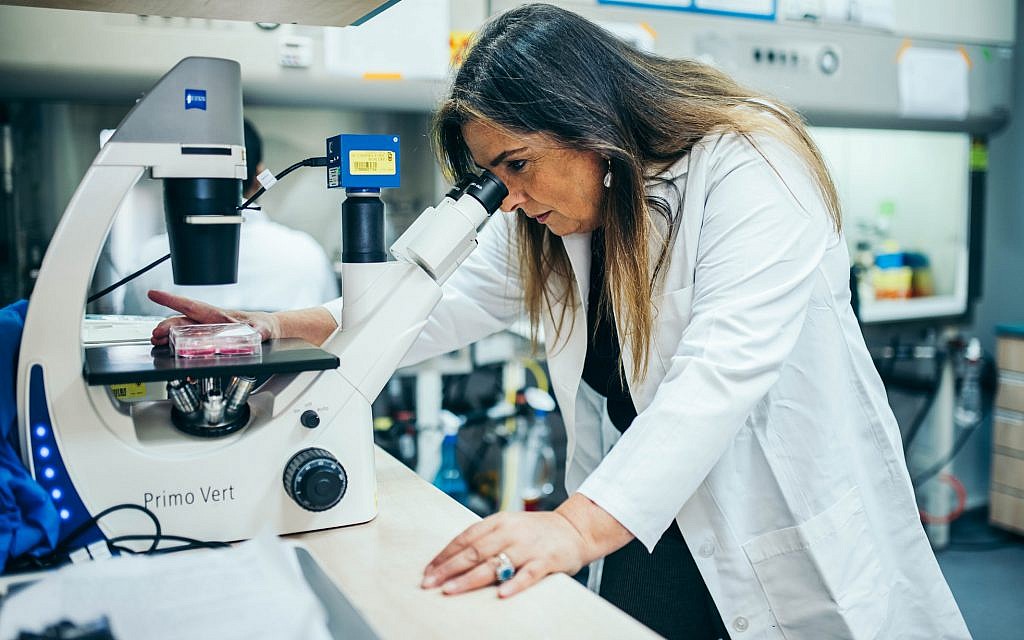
15, 57, 506, 549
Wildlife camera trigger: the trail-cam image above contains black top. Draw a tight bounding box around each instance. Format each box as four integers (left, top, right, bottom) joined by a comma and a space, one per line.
580, 233, 726, 639
581, 229, 638, 434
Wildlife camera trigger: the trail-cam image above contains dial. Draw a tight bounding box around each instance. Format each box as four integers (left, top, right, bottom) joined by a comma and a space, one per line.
283, 447, 347, 512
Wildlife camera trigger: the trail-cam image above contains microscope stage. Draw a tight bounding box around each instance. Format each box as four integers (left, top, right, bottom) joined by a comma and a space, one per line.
82, 338, 339, 385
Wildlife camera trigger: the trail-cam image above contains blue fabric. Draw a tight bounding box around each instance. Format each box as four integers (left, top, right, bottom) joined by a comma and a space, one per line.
0, 299, 59, 571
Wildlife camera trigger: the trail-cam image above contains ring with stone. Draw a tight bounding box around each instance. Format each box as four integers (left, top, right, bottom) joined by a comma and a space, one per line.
494, 552, 515, 583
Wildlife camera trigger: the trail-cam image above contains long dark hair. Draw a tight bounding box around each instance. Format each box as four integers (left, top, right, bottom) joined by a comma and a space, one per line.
433, 3, 840, 380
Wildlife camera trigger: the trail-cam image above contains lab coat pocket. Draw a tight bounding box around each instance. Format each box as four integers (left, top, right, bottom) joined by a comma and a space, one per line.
653, 286, 694, 367
742, 488, 890, 640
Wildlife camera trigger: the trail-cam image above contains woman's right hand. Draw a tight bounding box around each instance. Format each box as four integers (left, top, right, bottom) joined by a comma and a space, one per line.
148, 290, 280, 346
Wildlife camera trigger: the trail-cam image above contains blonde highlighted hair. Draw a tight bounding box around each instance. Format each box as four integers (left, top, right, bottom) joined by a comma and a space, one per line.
434, 3, 840, 382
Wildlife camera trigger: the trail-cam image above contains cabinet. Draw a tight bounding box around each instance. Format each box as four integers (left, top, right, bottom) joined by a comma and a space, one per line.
991, 325, 1024, 534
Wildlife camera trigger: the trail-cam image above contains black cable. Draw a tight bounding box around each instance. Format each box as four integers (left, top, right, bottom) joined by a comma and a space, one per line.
84, 155, 328, 304
107, 534, 230, 553
911, 408, 990, 488
54, 504, 161, 556
4, 503, 234, 575
237, 156, 327, 212
86, 253, 170, 304
4, 503, 162, 573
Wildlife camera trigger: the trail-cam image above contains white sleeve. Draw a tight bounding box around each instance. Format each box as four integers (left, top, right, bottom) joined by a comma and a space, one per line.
320, 212, 524, 365
577, 134, 832, 551
399, 211, 523, 366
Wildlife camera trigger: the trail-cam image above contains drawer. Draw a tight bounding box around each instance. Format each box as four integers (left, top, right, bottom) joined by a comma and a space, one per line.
996, 373, 1024, 413
994, 410, 1024, 452
998, 336, 1024, 374
992, 452, 1024, 492
990, 488, 1024, 535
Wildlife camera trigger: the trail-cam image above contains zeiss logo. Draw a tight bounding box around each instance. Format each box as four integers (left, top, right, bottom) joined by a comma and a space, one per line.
184, 89, 207, 110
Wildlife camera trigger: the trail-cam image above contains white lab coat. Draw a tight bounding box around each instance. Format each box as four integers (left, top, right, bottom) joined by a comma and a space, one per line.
343, 131, 970, 639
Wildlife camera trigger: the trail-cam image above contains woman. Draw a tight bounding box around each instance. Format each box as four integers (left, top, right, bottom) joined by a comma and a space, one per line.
151, 5, 969, 638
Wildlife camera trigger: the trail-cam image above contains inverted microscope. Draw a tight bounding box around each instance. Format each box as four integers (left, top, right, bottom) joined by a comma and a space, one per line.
15, 57, 506, 549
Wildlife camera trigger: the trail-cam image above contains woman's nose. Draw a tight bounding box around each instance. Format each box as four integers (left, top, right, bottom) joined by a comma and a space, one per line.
501, 188, 527, 213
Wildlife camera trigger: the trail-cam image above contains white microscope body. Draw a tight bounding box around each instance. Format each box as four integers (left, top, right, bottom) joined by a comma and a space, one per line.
16, 57, 504, 547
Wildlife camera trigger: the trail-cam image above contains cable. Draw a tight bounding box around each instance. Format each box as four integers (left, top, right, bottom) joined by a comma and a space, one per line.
85, 155, 328, 304
86, 253, 170, 304
5, 503, 230, 574
911, 407, 989, 488
107, 534, 230, 554
55, 504, 161, 556
521, 358, 549, 393
237, 156, 327, 212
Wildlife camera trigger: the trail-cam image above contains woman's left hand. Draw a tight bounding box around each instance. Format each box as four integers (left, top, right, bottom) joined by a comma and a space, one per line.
421, 493, 634, 598
421, 510, 588, 598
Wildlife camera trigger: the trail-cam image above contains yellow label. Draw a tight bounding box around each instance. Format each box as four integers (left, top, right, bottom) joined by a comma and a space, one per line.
450, 30, 473, 65
970, 141, 988, 171
349, 150, 396, 176
109, 382, 147, 400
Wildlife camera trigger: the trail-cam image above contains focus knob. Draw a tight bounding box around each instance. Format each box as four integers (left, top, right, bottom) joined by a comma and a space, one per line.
283, 447, 347, 512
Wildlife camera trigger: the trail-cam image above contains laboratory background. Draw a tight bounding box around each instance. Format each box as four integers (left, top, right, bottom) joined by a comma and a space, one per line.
0, 1, 1022, 639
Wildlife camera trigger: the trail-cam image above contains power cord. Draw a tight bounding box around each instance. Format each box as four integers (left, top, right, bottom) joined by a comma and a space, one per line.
85, 155, 328, 304
4, 503, 227, 575
237, 156, 327, 212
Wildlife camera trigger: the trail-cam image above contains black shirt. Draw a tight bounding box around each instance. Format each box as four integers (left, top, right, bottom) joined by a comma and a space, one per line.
581, 229, 638, 434
581, 231, 726, 639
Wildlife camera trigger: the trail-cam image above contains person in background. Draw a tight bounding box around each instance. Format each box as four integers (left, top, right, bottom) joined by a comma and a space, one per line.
123, 119, 339, 315
147, 5, 969, 639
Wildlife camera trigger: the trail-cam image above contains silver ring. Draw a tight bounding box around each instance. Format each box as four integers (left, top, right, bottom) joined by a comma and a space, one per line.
494, 552, 515, 583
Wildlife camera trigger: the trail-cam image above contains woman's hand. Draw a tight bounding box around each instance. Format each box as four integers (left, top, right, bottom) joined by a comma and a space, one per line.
421, 493, 634, 598
148, 290, 280, 346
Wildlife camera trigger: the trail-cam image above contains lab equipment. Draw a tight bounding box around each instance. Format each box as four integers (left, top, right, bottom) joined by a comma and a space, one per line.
169, 323, 262, 358
954, 338, 983, 431
520, 406, 556, 512
433, 412, 468, 505
14, 56, 506, 551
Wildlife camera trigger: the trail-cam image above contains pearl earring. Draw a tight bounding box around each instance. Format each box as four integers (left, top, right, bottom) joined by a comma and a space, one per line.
603, 159, 612, 188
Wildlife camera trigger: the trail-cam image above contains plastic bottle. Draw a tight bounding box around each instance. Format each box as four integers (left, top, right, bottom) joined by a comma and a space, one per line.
954, 338, 983, 431
433, 416, 468, 505
853, 239, 876, 303
520, 408, 556, 511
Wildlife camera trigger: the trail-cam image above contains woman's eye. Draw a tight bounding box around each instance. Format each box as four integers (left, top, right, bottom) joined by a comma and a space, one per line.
507, 159, 527, 172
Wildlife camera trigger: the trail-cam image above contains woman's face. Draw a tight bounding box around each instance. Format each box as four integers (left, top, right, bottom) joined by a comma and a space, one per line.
462, 120, 605, 236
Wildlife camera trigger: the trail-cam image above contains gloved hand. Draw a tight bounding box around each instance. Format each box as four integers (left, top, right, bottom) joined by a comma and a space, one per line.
147, 290, 279, 346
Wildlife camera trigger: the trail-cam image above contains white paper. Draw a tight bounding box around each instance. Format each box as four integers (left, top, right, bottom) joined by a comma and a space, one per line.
0, 534, 331, 640
694, 0, 775, 16
606, 0, 693, 9
898, 47, 970, 120
82, 315, 163, 346
785, 0, 893, 30
323, 0, 450, 79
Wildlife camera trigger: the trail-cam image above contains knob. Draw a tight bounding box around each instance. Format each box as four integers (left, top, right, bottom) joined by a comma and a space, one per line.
300, 409, 320, 428
819, 48, 839, 75
283, 448, 347, 512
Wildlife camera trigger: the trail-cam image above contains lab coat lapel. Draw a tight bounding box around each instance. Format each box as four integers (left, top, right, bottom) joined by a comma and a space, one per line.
545, 232, 590, 480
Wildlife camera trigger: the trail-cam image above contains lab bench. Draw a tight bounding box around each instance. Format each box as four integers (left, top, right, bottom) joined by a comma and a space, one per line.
292, 446, 659, 639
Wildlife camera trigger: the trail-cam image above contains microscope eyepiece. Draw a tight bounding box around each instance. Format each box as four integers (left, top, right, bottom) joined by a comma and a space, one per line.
445, 175, 475, 201
463, 171, 507, 214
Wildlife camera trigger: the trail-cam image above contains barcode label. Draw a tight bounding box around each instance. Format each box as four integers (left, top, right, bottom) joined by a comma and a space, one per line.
109, 383, 146, 400
348, 150, 397, 176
